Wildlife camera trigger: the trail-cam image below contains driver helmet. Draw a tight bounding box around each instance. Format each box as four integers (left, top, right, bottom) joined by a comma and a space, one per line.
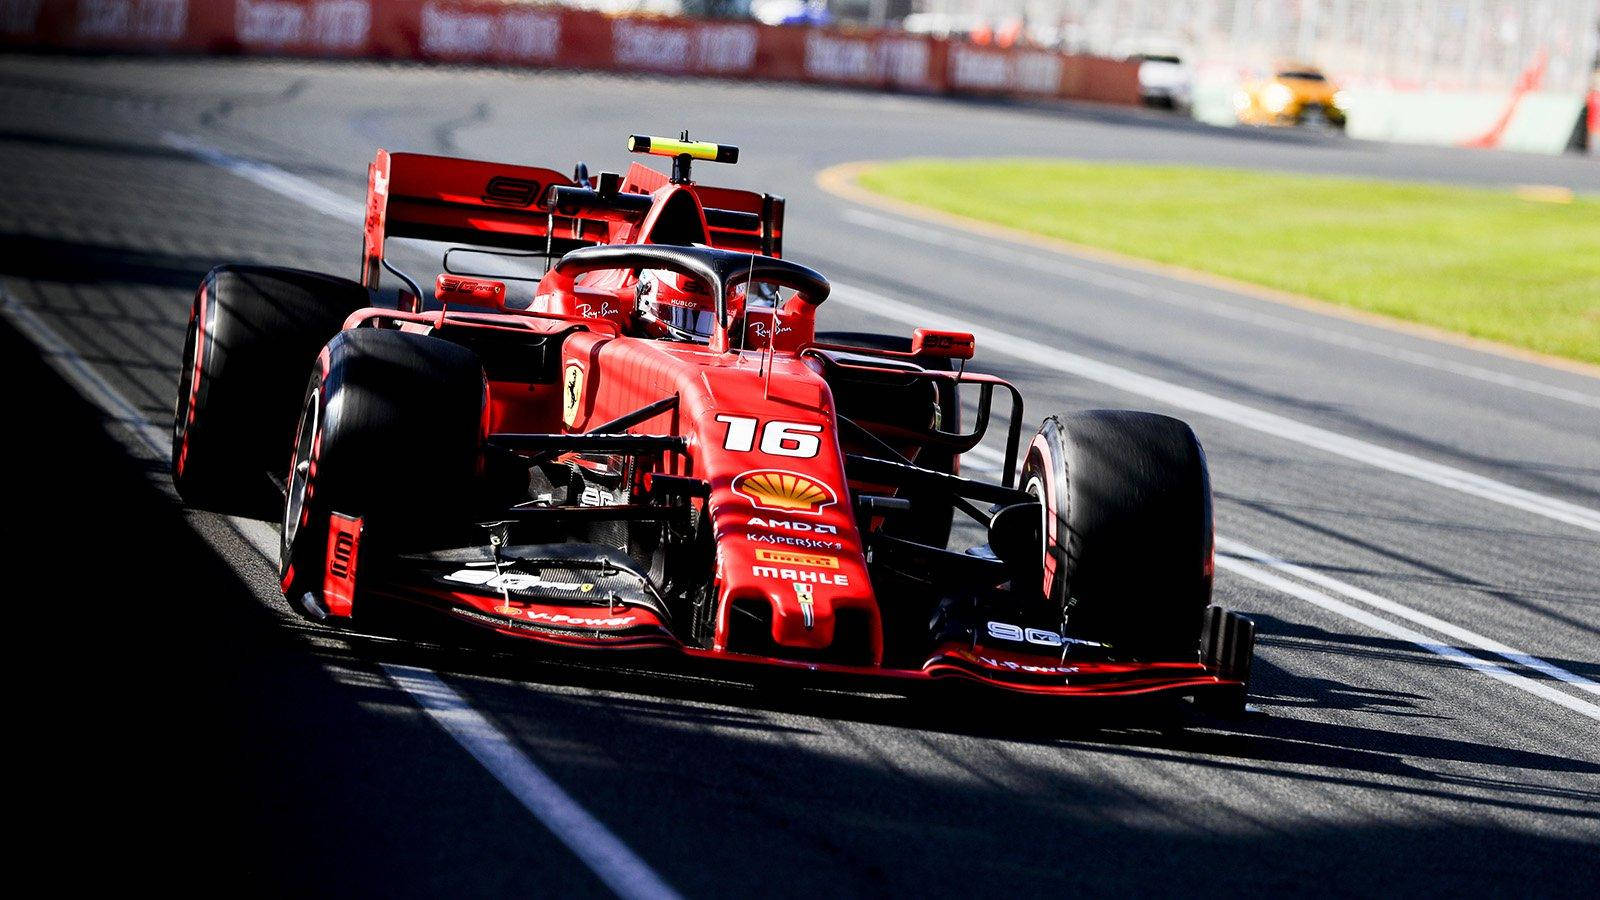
634, 269, 718, 342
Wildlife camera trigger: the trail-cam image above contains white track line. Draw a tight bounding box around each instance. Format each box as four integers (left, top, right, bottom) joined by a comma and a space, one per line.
840, 208, 1600, 410
828, 283, 1600, 535
1218, 537, 1600, 700
1215, 554, 1600, 723
163, 133, 362, 224
4, 287, 683, 897
383, 664, 684, 900
151, 133, 1600, 723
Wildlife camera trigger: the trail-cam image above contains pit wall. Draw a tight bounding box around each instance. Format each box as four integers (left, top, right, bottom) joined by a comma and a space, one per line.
0, 0, 1141, 105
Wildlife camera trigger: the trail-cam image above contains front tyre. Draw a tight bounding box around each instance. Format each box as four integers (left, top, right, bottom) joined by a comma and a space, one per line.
1021, 410, 1213, 660
281, 329, 487, 621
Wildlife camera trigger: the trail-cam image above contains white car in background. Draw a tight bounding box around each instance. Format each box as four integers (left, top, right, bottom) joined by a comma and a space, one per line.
1132, 51, 1195, 110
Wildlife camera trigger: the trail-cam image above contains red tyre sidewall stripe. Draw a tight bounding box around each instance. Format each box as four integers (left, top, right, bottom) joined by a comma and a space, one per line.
177, 280, 210, 475
1029, 431, 1059, 598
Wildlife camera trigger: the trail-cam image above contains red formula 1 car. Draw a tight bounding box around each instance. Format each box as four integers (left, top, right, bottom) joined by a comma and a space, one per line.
172, 135, 1254, 711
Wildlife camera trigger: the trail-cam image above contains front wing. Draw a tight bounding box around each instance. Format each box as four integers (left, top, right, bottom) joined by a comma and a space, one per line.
362, 548, 1247, 702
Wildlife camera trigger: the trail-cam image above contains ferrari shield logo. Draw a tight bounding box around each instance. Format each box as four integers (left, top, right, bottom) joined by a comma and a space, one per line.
793, 582, 815, 630
562, 363, 583, 427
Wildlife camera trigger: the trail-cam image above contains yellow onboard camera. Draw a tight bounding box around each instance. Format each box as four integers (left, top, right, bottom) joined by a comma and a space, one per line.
628, 133, 738, 183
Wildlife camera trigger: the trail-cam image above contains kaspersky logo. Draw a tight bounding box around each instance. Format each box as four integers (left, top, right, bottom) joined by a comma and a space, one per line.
733, 469, 836, 515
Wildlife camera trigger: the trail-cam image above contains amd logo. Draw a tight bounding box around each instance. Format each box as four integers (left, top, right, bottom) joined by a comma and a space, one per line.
482, 176, 541, 208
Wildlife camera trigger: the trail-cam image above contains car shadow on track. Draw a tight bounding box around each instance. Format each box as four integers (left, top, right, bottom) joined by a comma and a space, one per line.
317, 607, 1600, 786
307, 619, 1600, 896
0, 231, 218, 290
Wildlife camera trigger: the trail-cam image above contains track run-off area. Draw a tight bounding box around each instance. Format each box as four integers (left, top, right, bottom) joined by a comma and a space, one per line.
3, 55, 1597, 896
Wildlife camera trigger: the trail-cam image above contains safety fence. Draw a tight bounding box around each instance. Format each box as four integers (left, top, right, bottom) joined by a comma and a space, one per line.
0, 0, 1141, 104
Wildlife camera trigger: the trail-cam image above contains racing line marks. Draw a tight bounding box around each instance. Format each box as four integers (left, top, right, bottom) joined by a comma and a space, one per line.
838, 208, 1600, 410
151, 133, 1600, 725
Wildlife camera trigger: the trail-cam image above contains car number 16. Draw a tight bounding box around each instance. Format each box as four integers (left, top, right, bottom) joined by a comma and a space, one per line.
716, 415, 823, 458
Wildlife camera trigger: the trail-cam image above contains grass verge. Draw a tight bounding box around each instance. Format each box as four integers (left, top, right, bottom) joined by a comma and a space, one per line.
854, 159, 1600, 365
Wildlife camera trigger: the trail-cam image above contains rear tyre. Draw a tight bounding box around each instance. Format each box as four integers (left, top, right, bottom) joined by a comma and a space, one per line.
172, 265, 369, 518
280, 329, 486, 621
816, 331, 959, 548
1020, 410, 1213, 660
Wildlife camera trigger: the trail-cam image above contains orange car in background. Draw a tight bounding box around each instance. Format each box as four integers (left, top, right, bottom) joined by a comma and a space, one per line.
1234, 64, 1348, 129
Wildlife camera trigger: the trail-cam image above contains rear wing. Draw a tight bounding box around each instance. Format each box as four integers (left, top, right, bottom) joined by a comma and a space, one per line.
360, 150, 602, 289
360, 150, 787, 290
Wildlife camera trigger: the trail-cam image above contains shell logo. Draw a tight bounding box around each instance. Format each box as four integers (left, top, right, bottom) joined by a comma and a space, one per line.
732, 469, 836, 515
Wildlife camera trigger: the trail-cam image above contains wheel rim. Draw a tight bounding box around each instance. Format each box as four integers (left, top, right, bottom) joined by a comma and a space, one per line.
1024, 472, 1049, 589
283, 386, 319, 552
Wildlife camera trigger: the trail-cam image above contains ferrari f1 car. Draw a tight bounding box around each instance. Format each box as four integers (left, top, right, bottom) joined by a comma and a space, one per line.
172, 134, 1254, 711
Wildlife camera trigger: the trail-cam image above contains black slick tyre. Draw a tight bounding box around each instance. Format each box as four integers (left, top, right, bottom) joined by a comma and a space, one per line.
1020, 410, 1213, 660
280, 328, 486, 621
172, 265, 370, 518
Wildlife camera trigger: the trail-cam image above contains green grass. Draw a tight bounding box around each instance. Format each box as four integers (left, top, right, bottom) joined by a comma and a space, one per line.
856, 160, 1600, 365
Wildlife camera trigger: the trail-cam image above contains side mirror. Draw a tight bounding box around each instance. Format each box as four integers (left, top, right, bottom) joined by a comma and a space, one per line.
435, 274, 507, 309
912, 328, 976, 360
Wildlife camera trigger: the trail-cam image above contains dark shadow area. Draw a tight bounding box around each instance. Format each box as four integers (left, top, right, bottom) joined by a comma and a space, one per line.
0, 232, 217, 289
0, 127, 216, 164
1, 314, 610, 898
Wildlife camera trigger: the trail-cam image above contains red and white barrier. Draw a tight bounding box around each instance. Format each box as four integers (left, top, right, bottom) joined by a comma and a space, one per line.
1, 1, 1141, 105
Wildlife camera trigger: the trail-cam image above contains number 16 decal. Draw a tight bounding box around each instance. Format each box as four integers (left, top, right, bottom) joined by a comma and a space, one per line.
716, 415, 823, 458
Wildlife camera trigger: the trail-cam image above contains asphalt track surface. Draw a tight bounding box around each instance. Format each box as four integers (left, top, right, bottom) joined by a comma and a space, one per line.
3, 55, 1598, 896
